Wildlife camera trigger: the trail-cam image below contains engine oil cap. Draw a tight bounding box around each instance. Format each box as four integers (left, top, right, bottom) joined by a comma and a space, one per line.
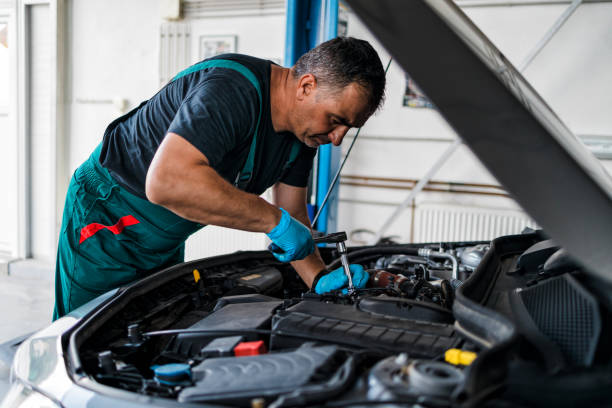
152, 363, 192, 385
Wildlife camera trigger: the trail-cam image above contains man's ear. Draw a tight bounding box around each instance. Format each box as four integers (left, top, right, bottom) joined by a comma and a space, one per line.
296, 73, 316, 101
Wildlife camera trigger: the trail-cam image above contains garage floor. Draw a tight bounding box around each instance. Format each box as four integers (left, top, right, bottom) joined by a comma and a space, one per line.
0, 259, 54, 400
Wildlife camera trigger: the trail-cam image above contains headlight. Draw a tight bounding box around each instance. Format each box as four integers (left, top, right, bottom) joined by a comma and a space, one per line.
0, 381, 60, 408
6, 319, 80, 407
12, 337, 57, 384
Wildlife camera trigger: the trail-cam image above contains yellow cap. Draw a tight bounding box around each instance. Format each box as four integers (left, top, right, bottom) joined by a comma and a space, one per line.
193, 269, 201, 283
445, 348, 477, 366
251, 398, 265, 408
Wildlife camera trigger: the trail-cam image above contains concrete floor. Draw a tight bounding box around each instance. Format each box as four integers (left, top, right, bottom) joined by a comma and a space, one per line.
0, 259, 54, 400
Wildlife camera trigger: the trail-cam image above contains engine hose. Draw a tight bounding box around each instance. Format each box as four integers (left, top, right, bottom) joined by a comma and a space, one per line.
440, 279, 454, 309
369, 269, 410, 289
418, 248, 459, 280
268, 355, 358, 408
327, 246, 420, 270
407, 278, 438, 299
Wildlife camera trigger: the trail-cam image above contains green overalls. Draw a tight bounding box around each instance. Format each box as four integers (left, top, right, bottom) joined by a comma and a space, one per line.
53, 60, 300, 320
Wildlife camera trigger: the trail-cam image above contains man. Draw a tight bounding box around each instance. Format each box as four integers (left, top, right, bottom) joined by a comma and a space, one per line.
53, 37, 386, 319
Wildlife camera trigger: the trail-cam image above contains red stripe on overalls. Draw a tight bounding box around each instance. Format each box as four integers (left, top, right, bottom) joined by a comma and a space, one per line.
79, 215, 140, 244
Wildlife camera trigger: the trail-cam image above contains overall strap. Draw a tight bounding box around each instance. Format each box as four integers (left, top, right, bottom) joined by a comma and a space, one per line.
173, 59, 262, 190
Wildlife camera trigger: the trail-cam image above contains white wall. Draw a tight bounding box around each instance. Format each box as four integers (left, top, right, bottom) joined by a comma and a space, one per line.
68, 0, 160, 172
0, 5, 17, 257
67, 2, 287, 174
189, 15, 285, 65
0, 110, 14, 255
28, 3, 55, 261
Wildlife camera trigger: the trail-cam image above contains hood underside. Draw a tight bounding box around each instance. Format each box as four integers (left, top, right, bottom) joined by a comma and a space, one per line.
345, 0, 612, 286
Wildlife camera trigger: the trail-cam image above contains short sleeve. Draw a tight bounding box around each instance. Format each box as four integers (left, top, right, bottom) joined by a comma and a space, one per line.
167, 71, 259, 169
280, 145, 317, 187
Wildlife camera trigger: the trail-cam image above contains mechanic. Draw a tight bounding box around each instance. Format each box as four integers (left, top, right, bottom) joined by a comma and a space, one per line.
53, 37, 386, 320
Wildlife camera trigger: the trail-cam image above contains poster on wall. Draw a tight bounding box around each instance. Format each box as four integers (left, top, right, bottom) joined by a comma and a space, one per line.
199, 35, 237, 59
403, 74, 434, 108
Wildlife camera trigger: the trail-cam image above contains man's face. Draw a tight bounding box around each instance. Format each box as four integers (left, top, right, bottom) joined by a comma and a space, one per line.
293, 81, 370, 148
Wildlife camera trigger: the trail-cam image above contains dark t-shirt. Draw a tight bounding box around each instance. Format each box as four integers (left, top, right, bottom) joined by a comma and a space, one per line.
99, 54, 316, 198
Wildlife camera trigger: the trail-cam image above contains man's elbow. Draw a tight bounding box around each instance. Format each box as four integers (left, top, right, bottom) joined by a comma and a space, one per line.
145, 168, 171, 206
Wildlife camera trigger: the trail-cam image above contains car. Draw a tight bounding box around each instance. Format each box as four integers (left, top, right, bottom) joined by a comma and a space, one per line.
2, 1, 611, 407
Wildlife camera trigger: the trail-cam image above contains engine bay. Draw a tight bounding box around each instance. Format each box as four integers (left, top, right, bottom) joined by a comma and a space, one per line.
68, 233, 612, 407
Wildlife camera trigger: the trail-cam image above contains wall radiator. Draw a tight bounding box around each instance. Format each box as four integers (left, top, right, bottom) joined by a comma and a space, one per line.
185, 208, 536, 261
412, 207, 537, 243
159, 23, 191, 86
185, 226, 267, 261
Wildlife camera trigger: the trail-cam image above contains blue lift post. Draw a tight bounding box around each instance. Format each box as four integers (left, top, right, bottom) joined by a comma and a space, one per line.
284, 0, 340, 234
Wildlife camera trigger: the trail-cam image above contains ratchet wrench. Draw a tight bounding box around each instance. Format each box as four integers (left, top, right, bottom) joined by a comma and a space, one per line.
314, 231, 354, 293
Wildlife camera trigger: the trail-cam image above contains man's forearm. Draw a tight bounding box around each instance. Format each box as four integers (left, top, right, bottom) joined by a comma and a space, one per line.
291, 252, 326, 288
146, 133, 281, 233
289, 211, 326, 288
156, 166, 279, 232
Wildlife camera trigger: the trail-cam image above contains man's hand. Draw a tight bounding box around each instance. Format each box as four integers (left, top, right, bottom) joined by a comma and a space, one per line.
312, 264, 369, 294
267, 208, 314, 262
272, 182, 326, 287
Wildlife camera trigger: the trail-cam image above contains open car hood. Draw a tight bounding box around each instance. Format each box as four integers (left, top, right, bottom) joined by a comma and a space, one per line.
345, 0, 612, 286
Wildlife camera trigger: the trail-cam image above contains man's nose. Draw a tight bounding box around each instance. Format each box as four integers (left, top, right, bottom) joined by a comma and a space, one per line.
328, 126, 349, 146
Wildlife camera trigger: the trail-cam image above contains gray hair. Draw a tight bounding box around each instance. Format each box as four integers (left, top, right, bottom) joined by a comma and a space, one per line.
293, 37, 386, 116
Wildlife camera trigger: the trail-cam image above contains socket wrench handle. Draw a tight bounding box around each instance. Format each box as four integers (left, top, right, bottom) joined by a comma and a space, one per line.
313, 231, 354, 293
337, 241, 354, 291
313, 231, 348, 244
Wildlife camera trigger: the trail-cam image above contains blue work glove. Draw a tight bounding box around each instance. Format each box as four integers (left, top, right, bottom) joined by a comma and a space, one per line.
313, 264, 369, 294
266, 208, 315, 262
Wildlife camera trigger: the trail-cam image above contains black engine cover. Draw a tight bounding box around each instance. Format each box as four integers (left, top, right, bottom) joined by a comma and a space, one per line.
178, 344, 341, 404
271, 298, 458, 357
